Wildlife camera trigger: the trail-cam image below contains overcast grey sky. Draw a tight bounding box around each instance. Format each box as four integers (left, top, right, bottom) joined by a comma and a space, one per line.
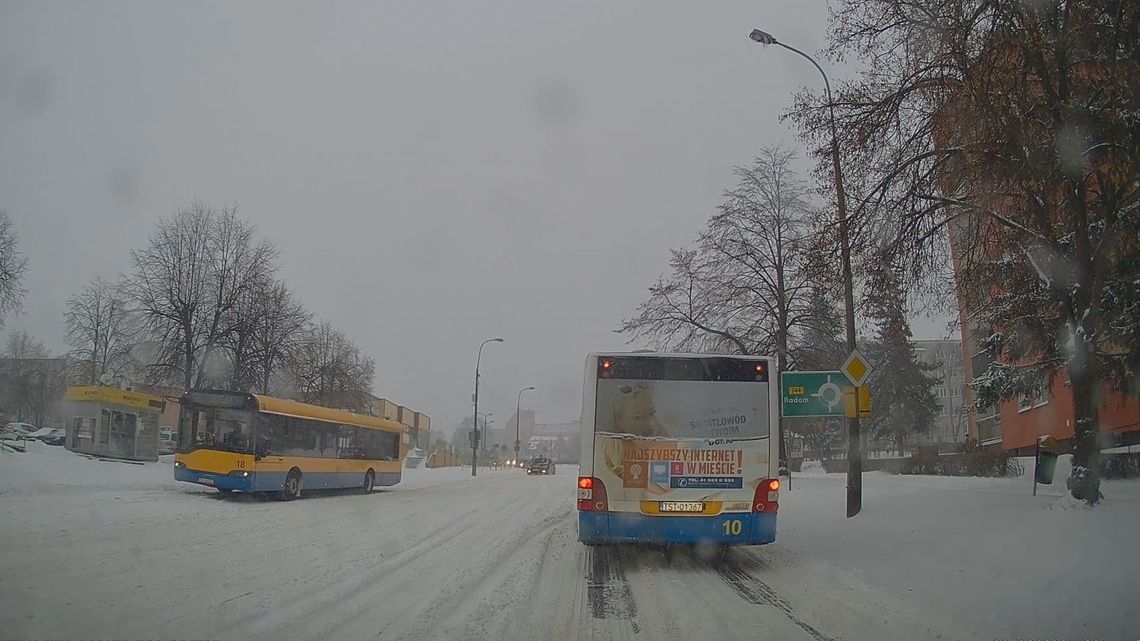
0, 1, 952, 436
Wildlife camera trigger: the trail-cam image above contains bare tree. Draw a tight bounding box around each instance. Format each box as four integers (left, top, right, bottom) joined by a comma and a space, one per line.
619, 248, 760, 355
0, 211, 28, 328
0, 330, 67, 426
290, 321, 375, 410
787, 0, 1140, 503
224, 275, 268, 392
63, 277, 135, 385
620, 146, 818, 366
701, 146, 816, 370
224, 277, 310, 394
251, 281, 309, 395
788, 258, 848, 462
127, 201, 277, 390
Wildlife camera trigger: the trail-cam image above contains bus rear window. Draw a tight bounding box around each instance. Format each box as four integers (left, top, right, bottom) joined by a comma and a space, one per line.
594, 356, 771, 440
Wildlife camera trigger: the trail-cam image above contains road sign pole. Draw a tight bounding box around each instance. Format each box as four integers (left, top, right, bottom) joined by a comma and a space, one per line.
1033, 438, 1039, 496
840, 351, 873, 518
849, 384, 863, 512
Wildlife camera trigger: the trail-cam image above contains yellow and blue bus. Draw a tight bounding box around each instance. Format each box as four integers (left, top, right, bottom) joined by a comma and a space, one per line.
577, 352, 780, 546
173, 390, 406, 499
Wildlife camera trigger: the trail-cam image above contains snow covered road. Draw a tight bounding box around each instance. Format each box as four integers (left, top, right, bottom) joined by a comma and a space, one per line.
0, 451, 965, 641
2, 446, 1134, 640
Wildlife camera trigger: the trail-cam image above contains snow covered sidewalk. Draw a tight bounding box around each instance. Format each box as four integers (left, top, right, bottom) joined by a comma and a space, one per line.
0, 442, 515, 492
779, 459, 1140, 640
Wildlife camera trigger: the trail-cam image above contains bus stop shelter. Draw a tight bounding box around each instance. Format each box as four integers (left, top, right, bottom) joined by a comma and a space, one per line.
65, 386, 167, 462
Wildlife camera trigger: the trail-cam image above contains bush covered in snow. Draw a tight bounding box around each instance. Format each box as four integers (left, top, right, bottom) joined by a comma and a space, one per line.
1100, 453, 1140, 480
892, 449, 1024, 478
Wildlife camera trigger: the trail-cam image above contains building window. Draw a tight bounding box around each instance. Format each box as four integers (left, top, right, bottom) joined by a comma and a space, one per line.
1017, 390, 1049, 412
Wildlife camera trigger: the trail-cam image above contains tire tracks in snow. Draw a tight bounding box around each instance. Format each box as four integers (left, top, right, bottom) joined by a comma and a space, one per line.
228, 483, 529, 640
579, 543, 837, 641
712, 550, 836, 641
394, 501, 573, 641
585, 545, 641, 633
498, 517, 586, 641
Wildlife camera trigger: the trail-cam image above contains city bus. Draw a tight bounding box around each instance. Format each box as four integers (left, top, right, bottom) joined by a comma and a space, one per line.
174, 390, 406, 499
577, 352, 780, 546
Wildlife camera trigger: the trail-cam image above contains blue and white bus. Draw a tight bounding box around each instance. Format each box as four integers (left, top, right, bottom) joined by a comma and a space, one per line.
577, 352, 780, 546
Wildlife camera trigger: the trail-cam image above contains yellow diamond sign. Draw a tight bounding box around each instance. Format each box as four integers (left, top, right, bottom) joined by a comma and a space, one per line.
841, 350, 872, 387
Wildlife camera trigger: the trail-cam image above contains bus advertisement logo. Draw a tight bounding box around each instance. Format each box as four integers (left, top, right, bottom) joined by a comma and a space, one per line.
623, 461, 648, 488
650, 461, 669, 484
669, 476, 743, 489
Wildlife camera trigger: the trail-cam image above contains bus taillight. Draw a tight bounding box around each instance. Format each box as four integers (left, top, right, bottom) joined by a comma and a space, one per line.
577, 477, 608, 511
753, 478, 779, 513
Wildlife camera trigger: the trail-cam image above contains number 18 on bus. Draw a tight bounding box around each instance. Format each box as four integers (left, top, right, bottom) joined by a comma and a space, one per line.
577, 352, 780, 546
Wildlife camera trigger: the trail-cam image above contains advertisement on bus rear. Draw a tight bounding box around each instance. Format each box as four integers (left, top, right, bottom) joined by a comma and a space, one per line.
593, 376, 771, 503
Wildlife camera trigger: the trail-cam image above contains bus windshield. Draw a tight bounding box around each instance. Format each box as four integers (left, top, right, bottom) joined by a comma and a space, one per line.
179, 406, 254, 454
595, 355, 771, 440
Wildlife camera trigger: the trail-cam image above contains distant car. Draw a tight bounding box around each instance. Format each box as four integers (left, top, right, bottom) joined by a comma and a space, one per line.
526, 457, 556, 475
39, 429, 66, 446
2, 422, 37, 440
26, 426, 56, 439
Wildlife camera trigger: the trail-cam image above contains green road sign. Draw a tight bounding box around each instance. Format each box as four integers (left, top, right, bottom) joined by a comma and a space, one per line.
781, 371, 847, 418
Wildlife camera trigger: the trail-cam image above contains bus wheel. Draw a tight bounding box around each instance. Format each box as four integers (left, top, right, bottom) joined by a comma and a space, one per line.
280, 469, 302, 501
361, 470, 375, 494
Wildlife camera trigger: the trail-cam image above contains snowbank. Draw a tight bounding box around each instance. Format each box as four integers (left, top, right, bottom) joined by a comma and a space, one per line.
0, 440, 180, 492
0, 441, 519, 494
779, 463, 1140, 639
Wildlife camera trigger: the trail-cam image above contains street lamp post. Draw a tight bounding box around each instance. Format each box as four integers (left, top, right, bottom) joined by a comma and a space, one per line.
749, 28, 863, 517
471, 337, 504, 477
471, 337, 508, 472
515, 386, 535, 466
477, 412, 494, 457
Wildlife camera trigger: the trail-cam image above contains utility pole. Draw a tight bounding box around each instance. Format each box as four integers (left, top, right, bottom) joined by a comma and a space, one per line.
516, 386, 535, 466
750, 28, 862, 516
471, 337, 504, 477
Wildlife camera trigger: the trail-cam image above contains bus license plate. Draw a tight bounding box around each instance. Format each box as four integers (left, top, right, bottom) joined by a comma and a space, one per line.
660, 501, 704, 513
199, 477, 214, 486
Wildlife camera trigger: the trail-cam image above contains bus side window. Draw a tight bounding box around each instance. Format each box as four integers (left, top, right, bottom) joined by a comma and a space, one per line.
381, 431, 399, 460
357, 429, 380, 460
255, 415, 278, 456
336, 424, 355, 459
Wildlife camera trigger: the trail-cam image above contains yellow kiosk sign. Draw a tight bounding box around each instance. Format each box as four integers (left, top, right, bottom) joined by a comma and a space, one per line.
66, 386, 166, 412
